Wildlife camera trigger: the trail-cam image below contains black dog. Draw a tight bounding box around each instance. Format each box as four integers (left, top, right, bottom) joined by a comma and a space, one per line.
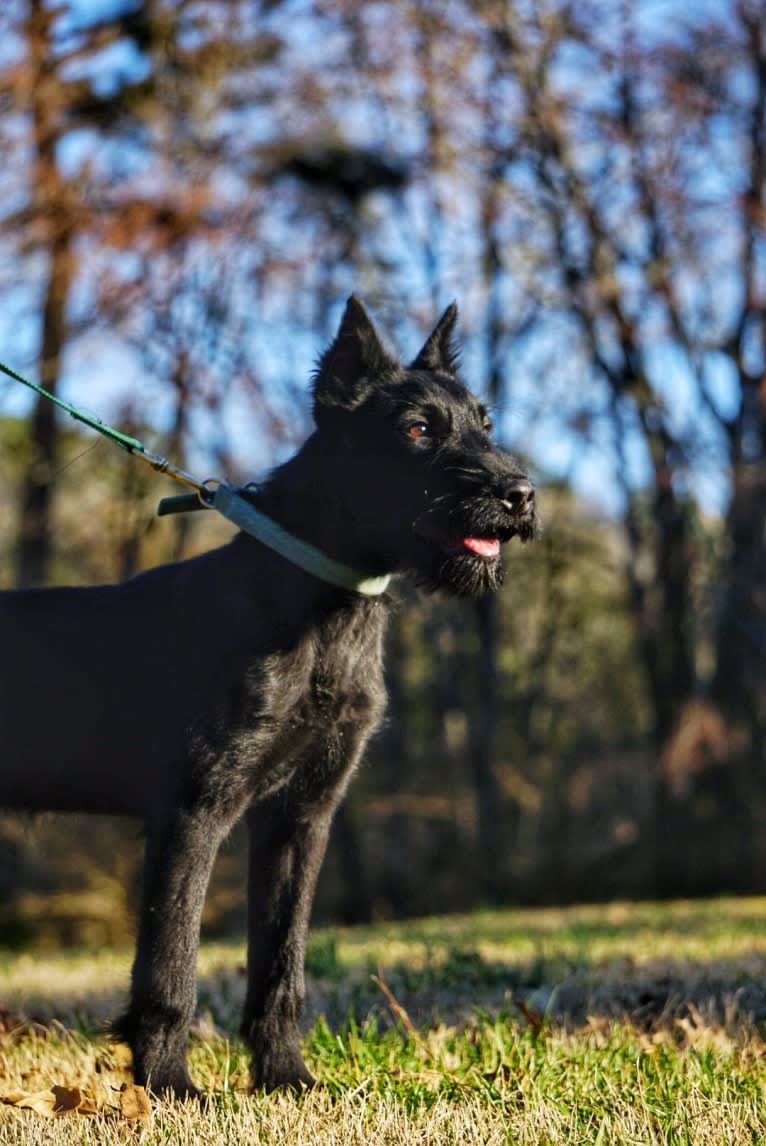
0, 297, 536, 1097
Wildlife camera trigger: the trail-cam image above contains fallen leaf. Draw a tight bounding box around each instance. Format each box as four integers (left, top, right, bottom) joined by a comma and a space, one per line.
119, 1083, 152, 1125
3, 1088, 57, 1117
51, 1085, 83, 1113
2, 1084, 100, 1119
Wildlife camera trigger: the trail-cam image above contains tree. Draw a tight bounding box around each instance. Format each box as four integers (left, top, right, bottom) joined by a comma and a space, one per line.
485, 0, 764, 890
2, 0, 286, 584
1, 1, 157, 585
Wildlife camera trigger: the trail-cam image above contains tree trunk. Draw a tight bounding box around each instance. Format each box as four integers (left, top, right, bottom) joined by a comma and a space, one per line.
470, 592, 503, 903
380, 607, 413, 917
16, 0, 74, 587
16, 216, 74, 589
713, 382, 766, 758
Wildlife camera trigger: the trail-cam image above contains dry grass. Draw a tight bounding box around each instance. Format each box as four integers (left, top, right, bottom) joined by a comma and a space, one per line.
2, 898, 766, 1145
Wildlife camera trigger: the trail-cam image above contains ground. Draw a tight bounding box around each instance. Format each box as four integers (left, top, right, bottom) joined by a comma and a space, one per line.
1, 898, 765, 1144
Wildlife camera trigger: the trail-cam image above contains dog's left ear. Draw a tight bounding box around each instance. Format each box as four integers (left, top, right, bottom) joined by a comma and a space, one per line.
313, 296, 396, 418
410, 302, 460, 374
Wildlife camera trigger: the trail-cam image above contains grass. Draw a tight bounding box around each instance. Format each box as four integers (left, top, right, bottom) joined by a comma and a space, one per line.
1, 898, 766, 1144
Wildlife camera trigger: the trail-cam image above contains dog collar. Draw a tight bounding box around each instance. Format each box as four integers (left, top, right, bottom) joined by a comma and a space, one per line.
212, 484, 392, 597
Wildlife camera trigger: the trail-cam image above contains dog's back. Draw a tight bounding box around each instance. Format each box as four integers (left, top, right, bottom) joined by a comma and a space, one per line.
0, 542, 260, 815
1, 566, 188, 814
0, 531, 386, 818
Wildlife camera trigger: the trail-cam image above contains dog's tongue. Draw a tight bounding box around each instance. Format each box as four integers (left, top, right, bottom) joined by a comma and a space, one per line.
462, 537, 500, 558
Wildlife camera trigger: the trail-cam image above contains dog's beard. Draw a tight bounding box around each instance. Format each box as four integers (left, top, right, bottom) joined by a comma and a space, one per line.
438, 551, 504, 597
409, 493, 536, 597
411, 549, 504, 597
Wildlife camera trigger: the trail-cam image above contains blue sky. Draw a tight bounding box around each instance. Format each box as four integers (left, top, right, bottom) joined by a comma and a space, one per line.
0, 0, 744, 523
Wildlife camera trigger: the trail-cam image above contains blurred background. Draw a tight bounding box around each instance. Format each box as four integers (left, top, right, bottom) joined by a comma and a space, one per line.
0, 0, 763, 947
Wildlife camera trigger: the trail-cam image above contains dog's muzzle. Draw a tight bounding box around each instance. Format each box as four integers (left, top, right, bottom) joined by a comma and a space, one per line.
494, 476, 534, 517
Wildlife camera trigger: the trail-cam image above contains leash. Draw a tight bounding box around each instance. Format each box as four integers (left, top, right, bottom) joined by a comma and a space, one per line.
0, 357, 391, 597
0, 357, 210, 496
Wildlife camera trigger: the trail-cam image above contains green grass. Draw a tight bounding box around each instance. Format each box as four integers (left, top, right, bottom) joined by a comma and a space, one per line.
1, 898, 766, 1144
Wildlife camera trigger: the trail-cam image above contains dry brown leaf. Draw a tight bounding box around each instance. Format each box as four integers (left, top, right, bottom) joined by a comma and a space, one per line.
51, 1084, 84, 1113
1, 1083, 99, 1118
4, 1088, 58, 1117
119, 1083, 152, 1125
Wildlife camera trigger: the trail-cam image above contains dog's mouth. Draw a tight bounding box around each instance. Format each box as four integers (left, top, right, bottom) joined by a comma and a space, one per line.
446, 536, 502, 559
412, 493, 537, 575
409, 491, 536, 596
416, 518, 524, 559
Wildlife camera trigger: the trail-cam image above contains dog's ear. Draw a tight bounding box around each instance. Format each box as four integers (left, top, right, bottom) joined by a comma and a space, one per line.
410, 302, 460, 374
313, 296, 396, 417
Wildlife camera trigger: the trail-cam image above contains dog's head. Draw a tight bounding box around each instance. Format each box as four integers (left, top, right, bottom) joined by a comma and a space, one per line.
312, 296, 538, 597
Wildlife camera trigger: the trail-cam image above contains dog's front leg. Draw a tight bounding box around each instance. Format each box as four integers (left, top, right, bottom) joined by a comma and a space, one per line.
241, 723, 373, 1091
114, 806, 232, 1100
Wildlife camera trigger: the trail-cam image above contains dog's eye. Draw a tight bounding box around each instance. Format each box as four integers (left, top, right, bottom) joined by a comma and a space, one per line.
407, 422, 430, 439
483, 419, 493, 434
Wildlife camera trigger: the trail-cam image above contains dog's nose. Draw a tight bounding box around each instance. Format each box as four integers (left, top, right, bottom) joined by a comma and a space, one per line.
495, 477, 534, 514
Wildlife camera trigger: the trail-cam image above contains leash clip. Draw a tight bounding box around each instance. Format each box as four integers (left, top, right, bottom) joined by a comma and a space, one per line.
156, 478, 221, 517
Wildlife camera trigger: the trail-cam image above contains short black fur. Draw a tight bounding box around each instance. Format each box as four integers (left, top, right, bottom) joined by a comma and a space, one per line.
0, 297, 536, 1098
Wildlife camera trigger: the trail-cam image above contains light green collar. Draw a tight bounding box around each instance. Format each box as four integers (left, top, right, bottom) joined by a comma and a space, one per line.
212, 485, 392, 597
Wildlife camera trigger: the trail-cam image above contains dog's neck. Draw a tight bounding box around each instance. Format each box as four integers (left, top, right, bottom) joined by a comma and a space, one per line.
239, 435, 393, 595
214, 485, 391, 597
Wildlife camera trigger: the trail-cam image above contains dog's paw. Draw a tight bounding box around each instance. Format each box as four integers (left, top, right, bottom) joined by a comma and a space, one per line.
150, 1073, 205, 1103
251, 1056, 317, 1093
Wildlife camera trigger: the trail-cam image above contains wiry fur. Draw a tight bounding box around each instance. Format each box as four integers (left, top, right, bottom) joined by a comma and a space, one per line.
0, 297, 536, 1098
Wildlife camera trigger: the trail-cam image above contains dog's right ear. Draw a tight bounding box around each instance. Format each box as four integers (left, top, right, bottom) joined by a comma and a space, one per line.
410, 302, 460, 374
313, 296, 396, 419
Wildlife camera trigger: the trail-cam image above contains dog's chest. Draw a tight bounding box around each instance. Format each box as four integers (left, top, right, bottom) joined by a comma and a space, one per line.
233, 601, 387, 763
286, 605, 385, 726
210, 603, 386, 800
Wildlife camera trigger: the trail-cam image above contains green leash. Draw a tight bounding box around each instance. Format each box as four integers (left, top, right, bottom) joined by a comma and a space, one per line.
0, 357, 392, 597
0, 357, 210, 494
0, 357, 144, 452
